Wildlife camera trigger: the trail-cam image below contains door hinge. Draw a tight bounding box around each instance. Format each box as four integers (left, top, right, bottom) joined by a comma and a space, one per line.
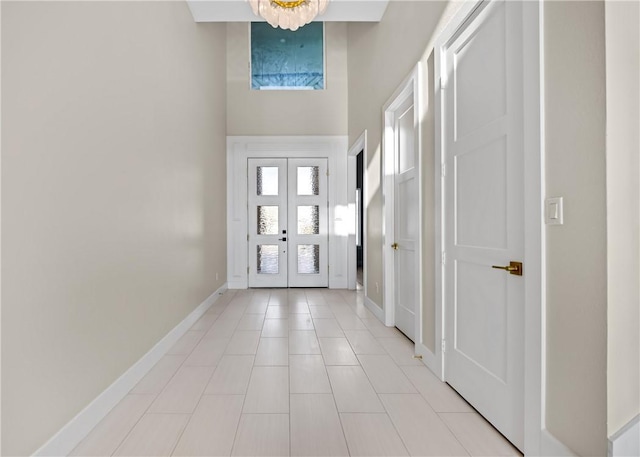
440, 76, 447, 90
247, 234, 249, 241
247, 266, 250, 274
326, 169, 330, 177
441, 163, 446, 178
442, 338, 446, 353
442, 251, 446, 265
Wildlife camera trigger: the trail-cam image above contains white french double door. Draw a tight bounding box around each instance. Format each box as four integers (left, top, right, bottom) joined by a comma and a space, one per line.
248, 158, 329, 288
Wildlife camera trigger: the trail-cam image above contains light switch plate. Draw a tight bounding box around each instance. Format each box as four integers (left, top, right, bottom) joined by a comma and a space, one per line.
545, 197, 564, 225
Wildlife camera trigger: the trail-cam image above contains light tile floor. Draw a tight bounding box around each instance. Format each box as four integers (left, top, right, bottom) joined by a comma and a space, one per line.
70, 289, 522, 457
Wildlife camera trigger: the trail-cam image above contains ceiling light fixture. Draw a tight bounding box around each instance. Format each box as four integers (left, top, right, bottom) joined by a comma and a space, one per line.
248, 0, 329, 31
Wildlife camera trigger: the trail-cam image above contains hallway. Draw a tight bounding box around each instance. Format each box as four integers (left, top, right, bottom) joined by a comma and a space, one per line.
70, 289, 520, 456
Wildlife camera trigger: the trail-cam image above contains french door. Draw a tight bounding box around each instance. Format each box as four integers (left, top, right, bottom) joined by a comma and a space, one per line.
248, 158, 329, 288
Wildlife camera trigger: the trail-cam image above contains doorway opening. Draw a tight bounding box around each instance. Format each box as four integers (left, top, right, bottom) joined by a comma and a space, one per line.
356, 150, 364, 289
347, 130, 367, 292
227, 136, 349, 290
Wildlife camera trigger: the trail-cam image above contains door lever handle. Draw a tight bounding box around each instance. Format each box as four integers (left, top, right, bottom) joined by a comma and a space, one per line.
278, 237, 287, 242
491, 261, 523, 276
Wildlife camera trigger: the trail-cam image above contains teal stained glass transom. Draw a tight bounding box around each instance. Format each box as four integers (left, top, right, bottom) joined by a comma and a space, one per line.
250, 22, 324, 90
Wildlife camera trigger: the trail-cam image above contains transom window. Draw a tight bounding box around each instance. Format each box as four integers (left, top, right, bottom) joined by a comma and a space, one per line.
250, 22, 325, 91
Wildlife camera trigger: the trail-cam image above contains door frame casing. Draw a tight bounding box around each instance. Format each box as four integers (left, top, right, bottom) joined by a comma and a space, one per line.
382, 65, 423, 341
347, 130, 368, 291
434, 1, 544, 455
227, 136, 349, 289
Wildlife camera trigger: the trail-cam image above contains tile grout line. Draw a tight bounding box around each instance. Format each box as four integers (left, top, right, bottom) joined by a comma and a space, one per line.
83, 288, 493, 457
168, 292, 240, 456
350, 284, 473, 457
353, 350, 412, 456
288, 289, 309, 457
323, 294, 355, 457
230, 288, 261, 457
105, 289, 235, 456
376, 400, 413, 457
436, 411, 474, 457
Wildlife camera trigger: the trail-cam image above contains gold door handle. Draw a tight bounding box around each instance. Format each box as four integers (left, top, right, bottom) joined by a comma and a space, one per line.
391, 243, 399, 250
492, 261, 523, 276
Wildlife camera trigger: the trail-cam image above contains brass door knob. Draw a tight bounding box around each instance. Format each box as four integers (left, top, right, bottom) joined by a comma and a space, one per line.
492, 261, 523, 276
391, 243, 399, 250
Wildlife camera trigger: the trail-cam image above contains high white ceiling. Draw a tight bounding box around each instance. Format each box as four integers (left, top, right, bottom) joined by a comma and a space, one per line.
187, 0, 390, 22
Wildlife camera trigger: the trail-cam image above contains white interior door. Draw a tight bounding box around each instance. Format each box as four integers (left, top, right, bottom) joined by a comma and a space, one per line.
248, 159, 288, 288
393, 97, 418, 341
443, 0, 524, 450
248, 158, 328, 288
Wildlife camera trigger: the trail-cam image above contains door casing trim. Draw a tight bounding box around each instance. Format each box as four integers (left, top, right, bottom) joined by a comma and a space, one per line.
347, 130, 368, 292
227, 136, 349, 289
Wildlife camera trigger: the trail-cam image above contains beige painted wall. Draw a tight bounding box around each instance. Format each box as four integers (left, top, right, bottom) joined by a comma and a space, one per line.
1, 2, 227, 454
544, 2, 608, 455
347, 1, 458, 352
227, 22, 348, 135
605, 0, 640, 438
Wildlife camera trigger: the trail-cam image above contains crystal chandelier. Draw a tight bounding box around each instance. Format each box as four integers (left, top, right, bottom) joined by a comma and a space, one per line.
248, 0, 329, 31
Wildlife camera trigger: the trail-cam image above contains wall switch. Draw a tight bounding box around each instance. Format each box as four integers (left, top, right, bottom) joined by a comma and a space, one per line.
545, 197, 564, 225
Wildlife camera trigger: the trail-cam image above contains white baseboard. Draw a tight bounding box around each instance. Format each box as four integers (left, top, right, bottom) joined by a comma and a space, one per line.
540, 429, 578, 456
228, 280, 247, 290
364, 295, 385, 322
33, 283, 228, 456
609, 415, 640, 457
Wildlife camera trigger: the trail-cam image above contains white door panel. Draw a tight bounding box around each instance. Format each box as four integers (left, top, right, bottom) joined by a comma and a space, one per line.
452, 0, 507, 141
444, 0, 524, 450
455, 137, 508, 248
454, 259, 509, 380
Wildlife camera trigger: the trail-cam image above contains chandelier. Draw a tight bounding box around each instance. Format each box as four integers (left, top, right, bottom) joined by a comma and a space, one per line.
248, 0, 329, 31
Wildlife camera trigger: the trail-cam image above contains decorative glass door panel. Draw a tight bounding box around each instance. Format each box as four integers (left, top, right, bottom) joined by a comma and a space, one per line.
248, 159, 288, 287
288, 158, 328, 287
248, 158, 328, 288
